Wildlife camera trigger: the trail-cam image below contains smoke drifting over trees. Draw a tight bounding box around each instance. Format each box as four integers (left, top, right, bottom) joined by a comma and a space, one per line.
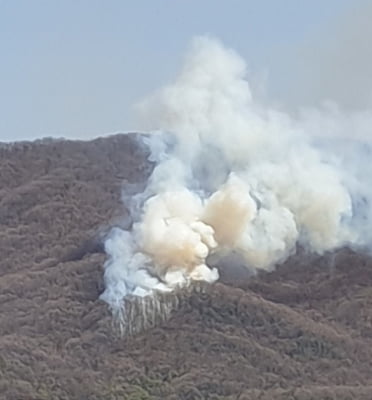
2, 34, 372, 399
2, 134, 372, 399
101, 37, 372, 320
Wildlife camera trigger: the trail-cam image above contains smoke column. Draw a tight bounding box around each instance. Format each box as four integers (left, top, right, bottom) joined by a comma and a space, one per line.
100, 36, 372, 316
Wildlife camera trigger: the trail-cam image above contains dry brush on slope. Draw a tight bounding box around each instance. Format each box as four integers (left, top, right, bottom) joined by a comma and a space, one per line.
1, 134, 372, 399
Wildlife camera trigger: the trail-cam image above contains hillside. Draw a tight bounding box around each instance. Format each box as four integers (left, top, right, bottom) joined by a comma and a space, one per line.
1, 134, 372, 400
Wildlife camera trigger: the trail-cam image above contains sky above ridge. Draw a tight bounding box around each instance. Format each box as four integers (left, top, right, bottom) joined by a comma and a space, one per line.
1, 0, 371, 142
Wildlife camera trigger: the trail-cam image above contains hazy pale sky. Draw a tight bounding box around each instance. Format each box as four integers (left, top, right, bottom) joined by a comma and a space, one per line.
0, 0, 368, 142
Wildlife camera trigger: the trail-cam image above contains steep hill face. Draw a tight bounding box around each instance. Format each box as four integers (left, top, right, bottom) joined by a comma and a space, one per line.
1, 134, 372, 400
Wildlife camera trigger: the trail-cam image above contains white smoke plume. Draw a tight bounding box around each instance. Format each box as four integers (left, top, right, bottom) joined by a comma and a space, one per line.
100, 36, 372, 318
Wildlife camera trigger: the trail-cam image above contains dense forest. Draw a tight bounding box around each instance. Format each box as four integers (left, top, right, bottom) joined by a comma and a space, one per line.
1, 134, 372, 399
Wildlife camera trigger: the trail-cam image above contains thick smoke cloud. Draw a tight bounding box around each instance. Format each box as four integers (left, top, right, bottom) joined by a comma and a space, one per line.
100, 36, 372, 315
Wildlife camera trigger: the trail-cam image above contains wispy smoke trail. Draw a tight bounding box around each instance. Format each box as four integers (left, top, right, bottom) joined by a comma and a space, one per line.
100, 36, 372, 320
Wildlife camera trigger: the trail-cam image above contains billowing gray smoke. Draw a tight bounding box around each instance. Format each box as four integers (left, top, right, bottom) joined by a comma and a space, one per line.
100, 36, 372, 317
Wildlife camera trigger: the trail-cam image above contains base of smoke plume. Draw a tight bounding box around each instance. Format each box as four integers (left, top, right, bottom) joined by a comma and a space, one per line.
107, 249, 339, 337
110, 282, 211, 337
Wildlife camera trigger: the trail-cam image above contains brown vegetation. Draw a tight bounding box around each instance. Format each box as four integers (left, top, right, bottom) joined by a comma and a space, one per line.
1, 134, 372, 399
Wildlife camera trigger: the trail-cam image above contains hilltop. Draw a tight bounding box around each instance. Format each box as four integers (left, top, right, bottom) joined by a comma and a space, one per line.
1, 134, 372, 399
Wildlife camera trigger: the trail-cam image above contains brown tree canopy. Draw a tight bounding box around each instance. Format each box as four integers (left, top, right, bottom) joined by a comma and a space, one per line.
1, 134, 372, 400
